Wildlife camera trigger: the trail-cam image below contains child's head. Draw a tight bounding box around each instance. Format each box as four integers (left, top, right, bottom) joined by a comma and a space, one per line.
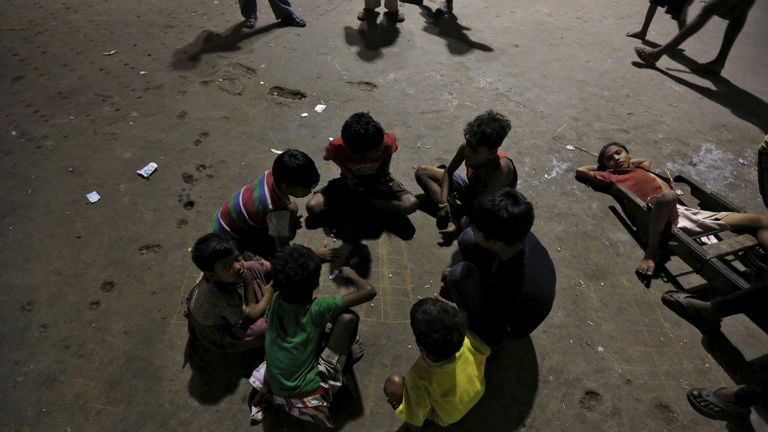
469, 188, 534, 250
410, 298, 466, 361
341, 112, 385, 154
463, 110, 512, 169
271, 244, 322, 304
272, 149, 320, 198
191, 233, 246, 283
597, 142, 630, 171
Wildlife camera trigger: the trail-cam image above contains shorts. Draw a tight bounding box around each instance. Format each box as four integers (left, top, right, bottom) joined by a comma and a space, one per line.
649, 0, 690, 20
319, 175, 411, 206
675, 204, 731, 235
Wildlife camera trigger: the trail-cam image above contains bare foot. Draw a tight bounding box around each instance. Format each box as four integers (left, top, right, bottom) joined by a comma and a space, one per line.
636, 257, 656, 277
625, 30, 647, 41
634, 46, 661, 65
690, 61, 723, 76
437, 222, 458, 246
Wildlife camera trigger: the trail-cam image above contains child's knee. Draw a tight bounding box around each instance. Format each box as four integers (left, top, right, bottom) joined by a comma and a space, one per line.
414, 165, 431, 182
306, 194, 325, 214
335, 311, 360, 330
400, 194, 419, 214
655, 190, 679, 207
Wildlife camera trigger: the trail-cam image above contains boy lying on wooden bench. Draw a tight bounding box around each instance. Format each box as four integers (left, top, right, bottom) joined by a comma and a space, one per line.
575, 142, 768, 283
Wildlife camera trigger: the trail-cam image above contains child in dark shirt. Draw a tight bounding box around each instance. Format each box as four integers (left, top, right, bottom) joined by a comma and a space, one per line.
415, 110, 518, 246
441, 189, 555, 346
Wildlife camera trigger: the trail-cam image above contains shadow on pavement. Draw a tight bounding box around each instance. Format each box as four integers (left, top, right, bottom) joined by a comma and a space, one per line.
402, 0, 493, 55
184, 336, 264, 405
416, 336, 539, 432
631, 41, 768, 134
701, 332, 768, 430
343, 18, 401, 62
171, 22, 282, 70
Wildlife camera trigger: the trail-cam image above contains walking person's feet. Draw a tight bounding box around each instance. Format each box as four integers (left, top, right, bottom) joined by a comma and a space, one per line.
280, 15, 306, 27
690, 60, 724, 76
383, 10, 405, 23
634, 46, 662, 65
357, 7, 377, 21
625, 30, 647, 40
243, 16, 257, 28
687, 386, 752, 420
434, 2, 452, 17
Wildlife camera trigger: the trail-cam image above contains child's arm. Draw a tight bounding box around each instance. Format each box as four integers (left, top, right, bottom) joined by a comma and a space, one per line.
339, 267, 377, 309
575, 165, 616, 190
244, 283, 274, 320
439, 145, 466, 205
630, 158, 651, 169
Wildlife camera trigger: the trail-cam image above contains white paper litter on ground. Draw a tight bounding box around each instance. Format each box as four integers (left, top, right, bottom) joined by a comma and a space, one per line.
314, 104, 326, 113
300, 112, 309, 117
136, 162, 158, 178
270, 148, 283, 154
86, 191, 101, 203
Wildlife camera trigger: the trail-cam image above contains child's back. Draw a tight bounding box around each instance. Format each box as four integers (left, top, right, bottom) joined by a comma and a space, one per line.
384, 298, 490, 429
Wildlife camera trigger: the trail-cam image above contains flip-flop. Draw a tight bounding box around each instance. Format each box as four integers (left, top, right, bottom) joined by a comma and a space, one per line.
687, 387, 751, 421
661, 291, 721, 331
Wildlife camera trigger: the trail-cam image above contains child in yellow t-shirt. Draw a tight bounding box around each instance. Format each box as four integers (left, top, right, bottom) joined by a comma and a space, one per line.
383, 298, 491, 429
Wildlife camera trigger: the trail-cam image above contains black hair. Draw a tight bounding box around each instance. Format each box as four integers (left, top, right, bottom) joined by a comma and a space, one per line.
341, 112, 385, 154
271, 244, 322, 305
597, 142, 628, 171
272, 149, 320, 189
469, 188, 534, 246
463, 110, 512, 150
191, 233, 238, 272
410, 298, 466, 361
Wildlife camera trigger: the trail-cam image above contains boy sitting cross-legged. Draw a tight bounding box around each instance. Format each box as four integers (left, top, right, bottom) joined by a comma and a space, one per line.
248, 245, 377, 427
306, 112, 419, 243
415, 110, 518, 246
575, 142, 768, 280
383, 298, 491, 430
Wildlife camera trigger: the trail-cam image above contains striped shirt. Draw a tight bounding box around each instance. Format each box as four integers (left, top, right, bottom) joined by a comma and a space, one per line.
213, 170, 291, 237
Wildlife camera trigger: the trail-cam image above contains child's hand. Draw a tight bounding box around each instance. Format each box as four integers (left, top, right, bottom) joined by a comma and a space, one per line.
340, 266, 360, 280
313, 242, 339, 262
263, 282, 274, 297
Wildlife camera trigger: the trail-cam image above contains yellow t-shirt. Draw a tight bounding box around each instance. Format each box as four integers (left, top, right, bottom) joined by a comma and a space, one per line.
395, 332, 491, 427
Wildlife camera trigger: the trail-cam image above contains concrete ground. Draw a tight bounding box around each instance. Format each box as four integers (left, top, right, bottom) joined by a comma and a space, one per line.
1, 0, 767, 430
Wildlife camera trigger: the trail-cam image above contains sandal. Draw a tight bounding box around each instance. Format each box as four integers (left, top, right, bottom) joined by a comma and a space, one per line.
357, 8, 377, 21
634, 46, 659, 66
661, 291, 721, 331
687, 387, 751, 421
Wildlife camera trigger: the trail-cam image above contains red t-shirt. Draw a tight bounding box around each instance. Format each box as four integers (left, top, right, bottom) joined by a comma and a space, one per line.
324, 132, 398, 178
590, 168, 664, 202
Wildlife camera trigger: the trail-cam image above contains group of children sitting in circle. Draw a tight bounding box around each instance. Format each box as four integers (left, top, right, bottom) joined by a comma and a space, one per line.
185, 110, 555, 428
183, 110, 767, 428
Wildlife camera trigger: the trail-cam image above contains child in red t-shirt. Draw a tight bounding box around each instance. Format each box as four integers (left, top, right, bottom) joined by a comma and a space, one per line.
576, 142, 768, 280
306, 112, 418, 245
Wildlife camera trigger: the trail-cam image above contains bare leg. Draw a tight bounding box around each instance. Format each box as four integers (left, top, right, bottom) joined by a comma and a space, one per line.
677, 1, 690, 29
371, 193, 419, 215
638, 191, 680, 276
691, 10, 749, 75
635, 5, 716, 64
415, 165, 445, 215
326, 311, 359, 357
720, 213, 768, 246
627, 4, 658, 40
